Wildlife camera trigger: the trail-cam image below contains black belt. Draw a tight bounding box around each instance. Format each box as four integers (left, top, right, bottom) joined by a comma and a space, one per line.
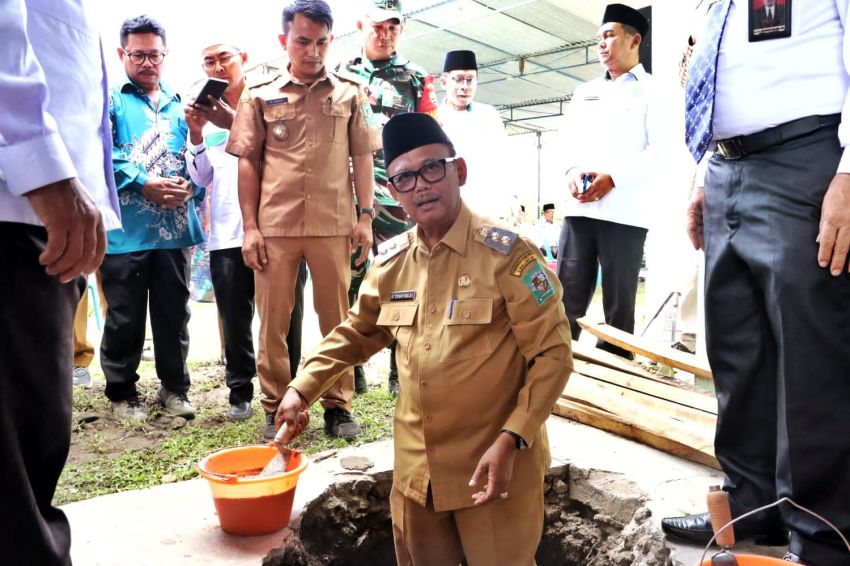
715, 114, 841, 160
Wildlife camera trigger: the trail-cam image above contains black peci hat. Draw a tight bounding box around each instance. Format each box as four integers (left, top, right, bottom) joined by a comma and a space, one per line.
542, 203, 555, 212
602, 3, 648, 37
382, 112, 454, 170
443, 50, 478, 73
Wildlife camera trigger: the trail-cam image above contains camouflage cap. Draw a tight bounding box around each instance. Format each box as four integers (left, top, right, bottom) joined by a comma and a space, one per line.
367, 0, 404, 23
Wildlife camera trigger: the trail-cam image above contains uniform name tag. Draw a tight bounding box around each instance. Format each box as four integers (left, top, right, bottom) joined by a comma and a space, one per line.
266, 97, 289, 106
390, 290, 416, 302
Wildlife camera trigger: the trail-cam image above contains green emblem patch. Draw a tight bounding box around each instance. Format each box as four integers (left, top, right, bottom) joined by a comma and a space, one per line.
522, 264, 555, 306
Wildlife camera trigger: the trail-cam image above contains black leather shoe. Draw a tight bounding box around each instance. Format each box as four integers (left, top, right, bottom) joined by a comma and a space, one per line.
661, 512, 788, 546
354, 365, 368, 394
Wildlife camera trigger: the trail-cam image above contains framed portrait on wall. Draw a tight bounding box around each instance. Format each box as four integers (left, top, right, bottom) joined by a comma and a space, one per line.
749, 0, 791, 41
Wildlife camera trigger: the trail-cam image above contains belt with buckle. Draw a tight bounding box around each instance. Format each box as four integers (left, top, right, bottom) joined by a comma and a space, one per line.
715, 114, 841, 160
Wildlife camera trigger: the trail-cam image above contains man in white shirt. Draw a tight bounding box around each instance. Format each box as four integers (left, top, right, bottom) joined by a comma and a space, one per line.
184, 42, 307, 435
663, 2, 850, 564
555, 4, 654, 359
532, 203, 560, 261
437, 49, 512, 220
0, 1, 121, 562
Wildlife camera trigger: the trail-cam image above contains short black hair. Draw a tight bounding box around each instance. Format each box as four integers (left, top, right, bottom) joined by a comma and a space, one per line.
120, 15, 166, 48
282, 0, 334, 35
621, 23, 640, 38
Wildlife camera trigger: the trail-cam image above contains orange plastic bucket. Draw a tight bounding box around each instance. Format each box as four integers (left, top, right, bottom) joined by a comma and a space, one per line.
198, 445, 308, 536
701, 555, 805, 565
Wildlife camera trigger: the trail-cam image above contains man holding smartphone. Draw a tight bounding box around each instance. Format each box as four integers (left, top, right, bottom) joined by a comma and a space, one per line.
227, 0, 378, 440
101, 15, 205, 421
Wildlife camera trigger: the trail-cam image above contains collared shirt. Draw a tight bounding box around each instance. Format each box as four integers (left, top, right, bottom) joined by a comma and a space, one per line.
711, 0, 850, 171
0, 0, 120, 229
438, 101, 513, 220
560, 63, 658, 229
108, 77, 205, 253
338, 52, 432, 206
227, 68, 377, 237
531, 218, 561, 260
186, 126, 242, 251
291, 204, 572, 511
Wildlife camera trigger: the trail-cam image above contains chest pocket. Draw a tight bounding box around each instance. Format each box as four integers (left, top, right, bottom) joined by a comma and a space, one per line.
441, 298, 493, 363
262, 106, 297, 147
323, 102, 351, 143
376, 303, 418, 357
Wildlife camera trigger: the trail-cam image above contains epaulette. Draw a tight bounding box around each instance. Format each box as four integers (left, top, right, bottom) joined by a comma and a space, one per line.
375, 230, 415, 265
331, 68, 368, 86
473, 224, 519, 255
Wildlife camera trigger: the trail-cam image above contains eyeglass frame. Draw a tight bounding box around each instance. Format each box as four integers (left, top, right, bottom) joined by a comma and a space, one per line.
447, 74, 477, 87
202, 51, 241, 70
388, 157, 460, 193
122, 49, 167, 65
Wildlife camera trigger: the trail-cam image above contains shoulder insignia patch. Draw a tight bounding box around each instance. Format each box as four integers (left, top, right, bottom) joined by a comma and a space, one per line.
473, 224, 518, 255
376, 230, 414, 264
511, 251, 538, 276
522, 263, 556, 306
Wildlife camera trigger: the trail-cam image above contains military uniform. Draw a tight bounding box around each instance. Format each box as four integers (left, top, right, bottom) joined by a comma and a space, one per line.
337, 53, 436, 290
290, 204, 573, 564
226, 68, 377, 415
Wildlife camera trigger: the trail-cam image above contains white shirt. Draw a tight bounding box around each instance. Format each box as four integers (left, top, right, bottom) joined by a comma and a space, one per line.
560, 64, 658, 229
0, 0, 120, 229
185, 126, 243, 251
713, 0, 850, 171
532, 217, 561, 257
437, 101, 513, 220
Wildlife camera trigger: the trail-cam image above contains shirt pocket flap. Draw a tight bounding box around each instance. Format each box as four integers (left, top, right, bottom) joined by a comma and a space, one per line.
263, 106, 297, 121
446, 298, 493, 325
377, 303, 418, 326
324, 103, 352, 118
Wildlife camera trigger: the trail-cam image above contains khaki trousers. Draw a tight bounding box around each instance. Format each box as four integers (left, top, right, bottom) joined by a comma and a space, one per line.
255, 236, 353, 414
73, 272, 104, 367
390, 484, 543, 566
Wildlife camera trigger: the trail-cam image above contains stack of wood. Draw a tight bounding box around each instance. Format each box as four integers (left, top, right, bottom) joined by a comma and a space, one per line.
553, 318, 719, 469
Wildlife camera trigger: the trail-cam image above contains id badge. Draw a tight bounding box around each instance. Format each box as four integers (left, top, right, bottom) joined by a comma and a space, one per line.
748, 0, 791, 42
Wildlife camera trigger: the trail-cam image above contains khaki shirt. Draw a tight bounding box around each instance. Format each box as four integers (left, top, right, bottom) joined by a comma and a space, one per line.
292, 204, 572, 511
226, 68, 378, 237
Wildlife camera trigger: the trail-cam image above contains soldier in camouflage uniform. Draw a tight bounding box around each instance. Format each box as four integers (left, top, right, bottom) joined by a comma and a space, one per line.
338, 0, 437, 396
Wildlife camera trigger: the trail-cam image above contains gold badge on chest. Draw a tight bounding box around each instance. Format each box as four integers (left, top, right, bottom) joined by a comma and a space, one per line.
458, 275, 471, 288
272, 122, 289, 142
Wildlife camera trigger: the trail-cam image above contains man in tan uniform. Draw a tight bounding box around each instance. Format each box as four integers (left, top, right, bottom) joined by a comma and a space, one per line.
227, 0, 378, 440
276, 112, 572, 564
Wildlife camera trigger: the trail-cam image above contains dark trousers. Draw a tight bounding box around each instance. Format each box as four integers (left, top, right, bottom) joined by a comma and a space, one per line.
556, 216, 647, 358
100, 248, 191, 401
287, 258, 307, 378
0, 224, 80, 566
704, 126, 850, 565
210, 247, 256, 404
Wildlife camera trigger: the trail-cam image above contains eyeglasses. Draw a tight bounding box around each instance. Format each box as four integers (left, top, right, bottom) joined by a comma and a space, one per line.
123, 50, 166, 65
449, 75, 476, 87
388, 158, 459, 193
202, 52, 240, 70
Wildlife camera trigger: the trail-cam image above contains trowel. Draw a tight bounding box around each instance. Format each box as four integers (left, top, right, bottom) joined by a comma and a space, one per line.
259, 422, 291, 477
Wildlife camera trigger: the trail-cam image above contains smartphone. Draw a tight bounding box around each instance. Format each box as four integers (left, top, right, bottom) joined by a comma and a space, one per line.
194, 78, 229, 107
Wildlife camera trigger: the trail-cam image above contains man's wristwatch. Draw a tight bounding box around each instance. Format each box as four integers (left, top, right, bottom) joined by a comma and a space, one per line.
501, 429, 528, 451
359, 207, 376, 220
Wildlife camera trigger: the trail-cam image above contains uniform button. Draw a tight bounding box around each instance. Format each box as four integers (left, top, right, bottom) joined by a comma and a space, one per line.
307, 167, 313, 174
462, 310, 471, 319
306, 194, 312, 200
392, 312, 400, 321
424, 342, 432, 351
421, 382, 428, 389
428, 305, 436, 314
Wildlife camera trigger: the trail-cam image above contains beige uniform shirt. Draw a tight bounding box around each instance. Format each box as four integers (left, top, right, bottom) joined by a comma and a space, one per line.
292, 204, 572, 511
226, 68, 378, 237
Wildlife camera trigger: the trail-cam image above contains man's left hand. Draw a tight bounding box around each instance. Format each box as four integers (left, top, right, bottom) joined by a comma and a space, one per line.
577, 172, 614, 203
468, 432, 517, 506
817, 173, 850, 276
351, 217, 373, 267
191, 95, 236, 130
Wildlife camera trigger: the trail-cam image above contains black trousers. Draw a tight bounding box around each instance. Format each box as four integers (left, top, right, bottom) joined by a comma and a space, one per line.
0, 224, 81, 565
210, 247, 256, 404
704, 126, 850, 565
100, 248, 191, 401
556, 216, 647, 358
287, 258, 307, 379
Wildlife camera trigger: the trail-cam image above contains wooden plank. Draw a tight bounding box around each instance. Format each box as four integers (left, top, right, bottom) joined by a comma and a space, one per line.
572, 359, 717, 415
577, 318, 713, 380
553, 398, 720, 470
571, 340, 656, 380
